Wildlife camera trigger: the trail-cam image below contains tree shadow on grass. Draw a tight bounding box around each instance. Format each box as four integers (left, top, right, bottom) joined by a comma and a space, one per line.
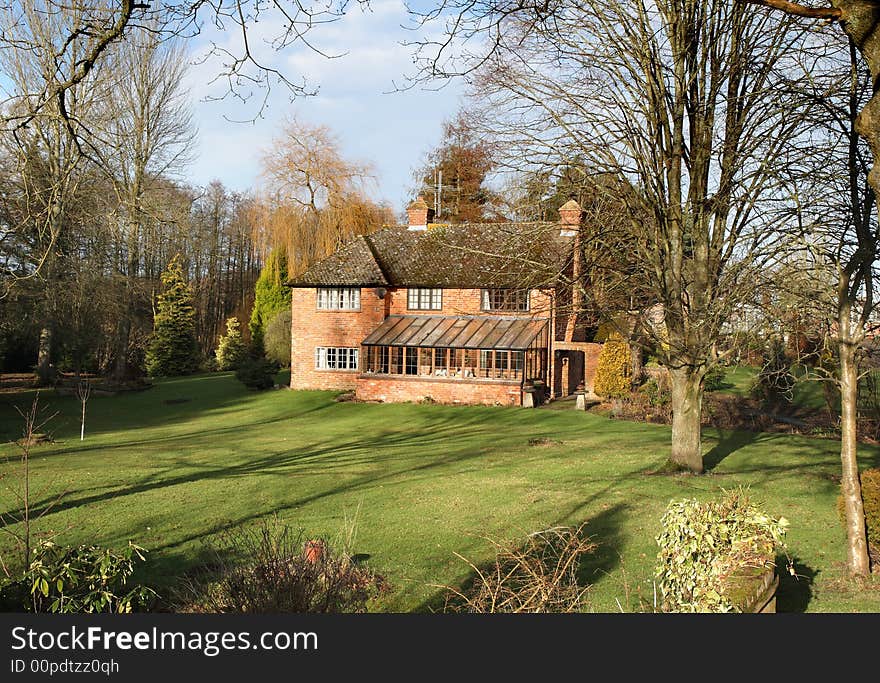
703, 428, 767, 471
412, 504, 627, 613
775, 556, 817, 613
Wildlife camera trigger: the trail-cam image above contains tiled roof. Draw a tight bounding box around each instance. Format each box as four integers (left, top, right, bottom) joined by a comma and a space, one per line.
287, 222, 571, 288
361, 315, 548, 350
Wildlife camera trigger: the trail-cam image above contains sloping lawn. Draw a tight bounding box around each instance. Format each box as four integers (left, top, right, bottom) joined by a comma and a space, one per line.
1, 373, 878, 612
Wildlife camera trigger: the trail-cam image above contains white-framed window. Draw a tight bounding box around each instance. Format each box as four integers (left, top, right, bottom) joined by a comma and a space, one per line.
314, 347, 359, 371
317, 287, 361, 310
481, 289, 529, 312
407, 288, 442, 310
479, 350, 525, 370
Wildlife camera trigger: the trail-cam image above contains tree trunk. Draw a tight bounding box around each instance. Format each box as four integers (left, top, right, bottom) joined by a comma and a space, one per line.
668, 367, 704, 473
839, 339, 871, 576
36, 326, 52, 377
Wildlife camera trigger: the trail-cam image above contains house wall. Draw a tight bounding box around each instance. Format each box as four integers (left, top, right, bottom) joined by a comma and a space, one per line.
356, 375, 522, 406
289, 285, 555, 399
386, 287, 552, 318
289, 287, 388, 390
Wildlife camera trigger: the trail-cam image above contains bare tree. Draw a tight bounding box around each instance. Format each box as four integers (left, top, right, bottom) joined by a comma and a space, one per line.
89, 29, 196, 381
256, 117, 391, 274
412, 0, 815, 472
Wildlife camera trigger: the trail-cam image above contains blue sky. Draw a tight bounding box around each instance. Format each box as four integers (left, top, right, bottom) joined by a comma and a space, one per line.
184, 0, 463, 215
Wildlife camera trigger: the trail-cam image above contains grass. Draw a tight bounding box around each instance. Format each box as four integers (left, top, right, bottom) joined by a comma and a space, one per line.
1, 372, 879, 612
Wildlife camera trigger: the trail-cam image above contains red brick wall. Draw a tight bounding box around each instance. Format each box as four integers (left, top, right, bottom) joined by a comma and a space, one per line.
387, 287, 552, 318
289, 287, 387, 390
356, 376, 522, 406
583, 343, 603, 391
289, 285, 552, 399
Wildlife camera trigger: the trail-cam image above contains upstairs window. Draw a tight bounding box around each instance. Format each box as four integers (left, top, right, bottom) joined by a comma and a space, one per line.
481, 289, 529, 312
317, 287, 360, 310
407, 288, 442, 310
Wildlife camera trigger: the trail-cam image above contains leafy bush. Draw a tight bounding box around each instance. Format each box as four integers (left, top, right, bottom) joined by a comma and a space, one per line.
593, 333, 632, 399
264, 309, 292, 367
749, 337, 794, 405
235, 357, 279, 390
639, 376, 670, 408
837, 468, 880, 556
175, 519, 388, 613
655, 488, 789, 613
443, 525, 596, 613
0, 541, 155, 613
215, 317, 248, 371
703, 365, 727, 392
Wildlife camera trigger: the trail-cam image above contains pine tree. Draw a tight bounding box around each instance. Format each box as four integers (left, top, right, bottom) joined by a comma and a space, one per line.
249, 248, 291, 350
215, 317, 247, 370
145, 255, 200, 376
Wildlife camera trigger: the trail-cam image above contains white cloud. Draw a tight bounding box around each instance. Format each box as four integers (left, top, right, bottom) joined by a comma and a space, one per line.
183, 0, 463, 210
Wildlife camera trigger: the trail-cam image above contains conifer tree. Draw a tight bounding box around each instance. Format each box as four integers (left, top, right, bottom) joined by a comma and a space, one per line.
249, 248, 291, 350
215, 317, 247, 370
145, 255, 199, 376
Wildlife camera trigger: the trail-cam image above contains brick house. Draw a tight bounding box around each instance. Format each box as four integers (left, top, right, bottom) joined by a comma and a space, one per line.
286, 197, 603, 406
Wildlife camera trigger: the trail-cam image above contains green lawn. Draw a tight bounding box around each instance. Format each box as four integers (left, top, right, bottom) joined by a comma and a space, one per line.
1, 372, 878, 612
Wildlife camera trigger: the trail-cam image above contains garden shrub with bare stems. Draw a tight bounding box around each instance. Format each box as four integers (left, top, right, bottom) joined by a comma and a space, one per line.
174, 518, 389, 613
441, 524, 596, 613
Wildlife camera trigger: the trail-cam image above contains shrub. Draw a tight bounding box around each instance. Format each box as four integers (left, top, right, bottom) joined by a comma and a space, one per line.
215, 317, 248, 371
639, 376, 670, 408
593, 334, 631, 399
443, 525, 596, 613
703, 365, 727, 392
0, 541, 155, 613
837, 468, 880, 556
264, 309, 292, 367
749, 337, 794, 405
174, 519, 388, 613
235, 357, 279, 390
655, 488, 789, 613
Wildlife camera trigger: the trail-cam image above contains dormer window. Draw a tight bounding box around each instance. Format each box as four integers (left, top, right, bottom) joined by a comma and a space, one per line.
317, 287, 360, 310
481, 289, 529, 312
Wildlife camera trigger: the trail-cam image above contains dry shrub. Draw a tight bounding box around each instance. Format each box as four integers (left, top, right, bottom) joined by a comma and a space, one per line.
442, 524, 596, 613
174, 519, 389, 613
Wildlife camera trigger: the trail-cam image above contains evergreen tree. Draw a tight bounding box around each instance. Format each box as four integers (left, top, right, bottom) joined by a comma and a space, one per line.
215, 317, 248, 370
249, 248, 291, 350
145, 255, 199, 376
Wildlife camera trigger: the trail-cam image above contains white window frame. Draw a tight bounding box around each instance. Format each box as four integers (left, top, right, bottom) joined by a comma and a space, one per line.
407, 288, 442, 311
314, 347, 359, 371
317, 287, 361, 311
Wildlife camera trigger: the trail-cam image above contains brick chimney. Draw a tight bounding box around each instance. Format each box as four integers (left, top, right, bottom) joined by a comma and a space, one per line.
558, 199, 582, 237
407, 196, 429, 231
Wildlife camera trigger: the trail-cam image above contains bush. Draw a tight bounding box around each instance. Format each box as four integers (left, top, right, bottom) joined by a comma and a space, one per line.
443, 525, 596, 613
837, 468, 880, 556
655, 488, 789, 613
593, 334, 631, 399
235, 357, 279, 390
215, 317, 248, 371
749, 337, 794, 405
639, 376, 670, 408
0, 541, 155, 613
703, 365, 727, 392
174, 519, 388, 613
264, 309, 292, 367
